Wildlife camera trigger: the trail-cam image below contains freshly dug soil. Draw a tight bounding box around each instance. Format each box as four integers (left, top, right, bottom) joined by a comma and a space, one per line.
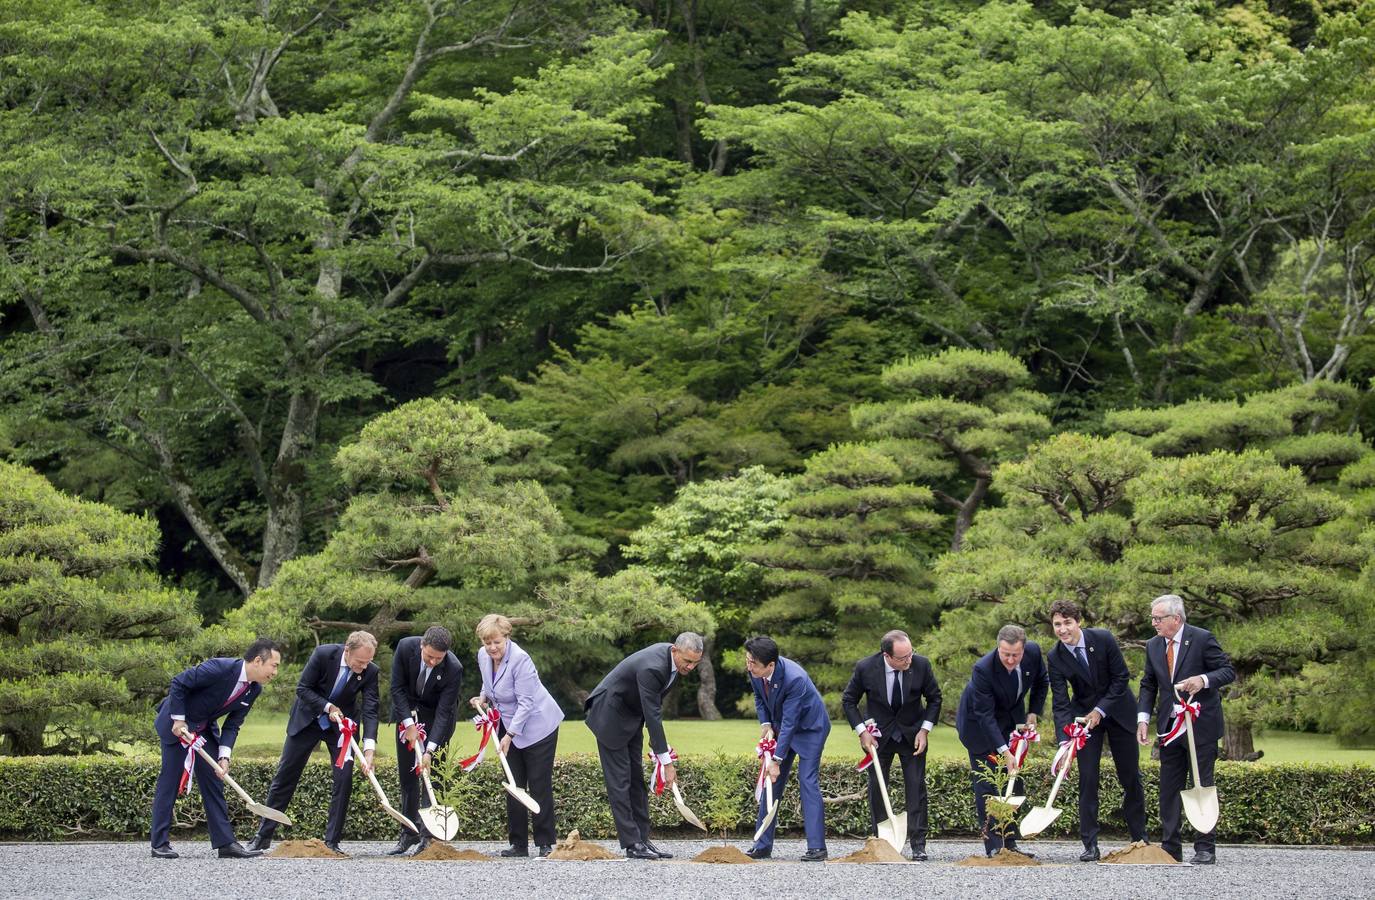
691, 846, 756, 864
956, 848, 1041, 867
408, 842, 491, 861
1101, 841, 1180, 865
547, 829, 620, 861
266, 839, 348, 859
830, 838, 908, 864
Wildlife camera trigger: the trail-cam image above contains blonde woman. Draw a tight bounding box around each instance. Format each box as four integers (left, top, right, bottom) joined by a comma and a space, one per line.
470, 614, 564, 857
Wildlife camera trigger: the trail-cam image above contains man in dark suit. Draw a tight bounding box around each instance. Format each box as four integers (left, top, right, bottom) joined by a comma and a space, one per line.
955, 624, 1049, 857
744, 635, 832, 861
1047, 599, 1147, 861
149, 637, 283, 860
246, 631, 380, 854
584, 632, 703, 860
841, 629, 942, 861
1137, 594, 1235, 865
389, 625, 464, 856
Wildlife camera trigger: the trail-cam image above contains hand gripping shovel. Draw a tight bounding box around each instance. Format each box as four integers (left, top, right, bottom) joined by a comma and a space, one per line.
866, 746, 907, 853
752, 741, 780, 842
1018, 717, 1087, 838
1001, 724, 1030, 809
410, 710, 459, 841
476, 702, 540, 814
191, 744, 291, 826
346, 735, 418, 834
1175, 688, 1219, 833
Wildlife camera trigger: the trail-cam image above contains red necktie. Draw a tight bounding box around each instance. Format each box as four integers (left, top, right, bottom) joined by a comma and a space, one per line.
220, 680, 248, 711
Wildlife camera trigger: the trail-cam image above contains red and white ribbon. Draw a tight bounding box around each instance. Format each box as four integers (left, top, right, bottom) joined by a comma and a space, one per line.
754, 737, 777, 801
334, 716, 356, 769
399, 721, 428, 773
1051, 722, 1089, 777
650, 746, 679, 796
459, 708, 501, 772
1159, 698, 1201, 747
1008, 726, 1039, 768
177, 732, 206, 796
856, 719, 883, 772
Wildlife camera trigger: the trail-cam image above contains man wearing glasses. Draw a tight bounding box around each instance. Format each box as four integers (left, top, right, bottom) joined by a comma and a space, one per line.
1137, 594, 1235, 864
841, 630, 942, 860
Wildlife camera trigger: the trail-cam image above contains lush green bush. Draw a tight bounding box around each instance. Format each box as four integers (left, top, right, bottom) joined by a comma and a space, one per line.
1, 755, 1369, 844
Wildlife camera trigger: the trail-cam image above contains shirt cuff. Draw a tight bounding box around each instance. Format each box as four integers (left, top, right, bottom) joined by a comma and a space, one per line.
656, 751, 676, 765
1092, 707, 1105, 718
997, 744, 1009, 754
854, 723, 867, 735
170, 714, 186, 722
425, 741, 437, 754
1138, 712, 1149, 724
362, 738, 376, 752
401, 717, 414, 728
921, 721, 934, 732
1202, 674, 1210, 688
325, 703, 337, 715
218, 746, 232, 759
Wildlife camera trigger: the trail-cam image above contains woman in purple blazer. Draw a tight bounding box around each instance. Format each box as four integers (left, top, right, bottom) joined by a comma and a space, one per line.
471, 614, 564, 857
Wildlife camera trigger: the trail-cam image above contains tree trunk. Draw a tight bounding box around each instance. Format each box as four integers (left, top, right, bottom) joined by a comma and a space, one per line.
950, 476, 991, 552
695, 638, 723, 720
258, 388, 321, 588
1223, 718, 1254, 761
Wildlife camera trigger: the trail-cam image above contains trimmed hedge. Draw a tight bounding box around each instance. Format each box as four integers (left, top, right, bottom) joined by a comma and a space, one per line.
0, 754, 1370, 844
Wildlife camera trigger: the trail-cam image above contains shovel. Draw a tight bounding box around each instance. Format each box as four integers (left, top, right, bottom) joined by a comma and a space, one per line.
1017, 717, 1087, 838
1176, 689, 1220, 833
866, 746, 907, 854
346, 735, 419, 834
191, 744, 291, 826
476, 703, 541, 815
752, 750, 780, 842
1001, 724, 1030, 809
409, 710, 458, 841
671, 782, 707, 831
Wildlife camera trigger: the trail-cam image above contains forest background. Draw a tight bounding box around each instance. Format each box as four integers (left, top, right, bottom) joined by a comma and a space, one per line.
2, 0, 1375, 764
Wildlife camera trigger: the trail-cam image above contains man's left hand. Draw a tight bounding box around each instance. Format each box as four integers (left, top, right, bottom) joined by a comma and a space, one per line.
217, 757, 231, 779
1174, 676, 1205, 695
663, 763, 677, 788
913, 730, 928, 756
419, 751, 432, 773
1025, 713, 1038, 729
362, 749, 375, 774
1085, 710, 1103, 729
766, 760, 780, 782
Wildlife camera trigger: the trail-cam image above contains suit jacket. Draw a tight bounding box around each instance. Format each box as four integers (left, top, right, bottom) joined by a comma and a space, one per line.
751, 656, 831, 759
1138, 623, 1235, 745
389, 636, 464, 748
287, 643, 380, 740
955, 642, 1050, 757
478, 638, 563, 749
584, 643, 677, 754
1048, 627, 1135, 735
841, 651, 942, 748
154, 657, 262, 749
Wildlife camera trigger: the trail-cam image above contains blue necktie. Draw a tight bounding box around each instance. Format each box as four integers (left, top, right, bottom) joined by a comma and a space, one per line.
1075, 645, 1090, 673
318, 667, 350, 730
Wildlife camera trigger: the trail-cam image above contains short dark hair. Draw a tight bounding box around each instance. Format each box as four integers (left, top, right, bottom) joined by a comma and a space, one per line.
881, 630, 910, 657
1048, 599, 1082, 622
244, 637, 282, 662
744, 635, 779, 666
421, 625, 452, 653
996, 624, 1026, 647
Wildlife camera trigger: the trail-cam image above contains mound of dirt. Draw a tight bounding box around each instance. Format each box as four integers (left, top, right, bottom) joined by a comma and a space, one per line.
692, 846, 756, 864
1101, 841, 1180, 865
956, 848, 1041, 867
408, 842, 491, 861
547, 829, 620, 861
266, 839, 347, 859
830, 837, 908, 864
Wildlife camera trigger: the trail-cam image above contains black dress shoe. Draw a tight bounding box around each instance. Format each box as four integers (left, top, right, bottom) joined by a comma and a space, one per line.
1080, 844, 1100, 862
625, 842, 659, 860
910, 845, 928, 861
245, 834, 271, 852
216, 841, 263, 859
800, 848, 828, 862
744, 845, 771, 860
1191, 850, 1216, 865
536, 845, 553, 858
387, 835, 421, 856
324, 841, 344, 855
500, 845, 529, 857
150, 845, 178, 860
644, 839, 673, 859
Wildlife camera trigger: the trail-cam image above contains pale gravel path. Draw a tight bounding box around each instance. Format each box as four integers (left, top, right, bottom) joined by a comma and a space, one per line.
2, 838, 1369, 899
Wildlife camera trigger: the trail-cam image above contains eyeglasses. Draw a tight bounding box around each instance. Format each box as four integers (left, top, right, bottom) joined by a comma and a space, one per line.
1150, 614, 1178, 623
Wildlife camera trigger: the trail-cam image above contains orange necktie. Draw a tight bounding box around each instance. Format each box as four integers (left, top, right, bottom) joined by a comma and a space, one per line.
1166, 639, 1175, 677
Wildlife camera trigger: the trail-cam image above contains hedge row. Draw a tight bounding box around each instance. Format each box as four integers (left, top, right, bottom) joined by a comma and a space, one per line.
1, 754, 1370, 844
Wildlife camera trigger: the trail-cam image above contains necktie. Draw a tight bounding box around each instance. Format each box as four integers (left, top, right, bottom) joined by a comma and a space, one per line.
219, 680, 248, 712
1075, 645, 1090, 673
1166, 639, 1175, 677
890, 670, 902, 710
416, 664, 430, 697
319, 667, 350, 729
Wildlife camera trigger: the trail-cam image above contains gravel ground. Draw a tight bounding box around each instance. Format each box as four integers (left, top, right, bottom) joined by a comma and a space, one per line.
3, 838, 1370, 899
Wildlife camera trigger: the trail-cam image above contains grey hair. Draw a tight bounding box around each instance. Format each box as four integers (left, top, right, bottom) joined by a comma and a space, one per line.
1153, 594, 1186, 622
674, 632, 705, 654
996, 624, 1027, 646
881, 630, 910, 656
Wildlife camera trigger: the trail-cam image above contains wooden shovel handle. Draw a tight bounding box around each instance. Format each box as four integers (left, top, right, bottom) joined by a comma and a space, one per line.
191, 744, 253, 804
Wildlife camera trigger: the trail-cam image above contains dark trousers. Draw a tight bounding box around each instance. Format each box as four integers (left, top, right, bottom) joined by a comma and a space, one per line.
1158, 736, 1217, 858
596, 730, 651, 848
502, 726, 558, 848
967, 750, 1024, 855
256, 725, 354, 844
150, 728, 234, 850
866, 741, 928, 849
752, 744, 827, 852
395, 717, 443, 840
1076, 718, 1147, 846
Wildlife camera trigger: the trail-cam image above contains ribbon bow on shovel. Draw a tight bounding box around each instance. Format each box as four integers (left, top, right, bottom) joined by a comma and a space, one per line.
753, 736, 780, 841
1019, 717, 1089, 838
470, 702, 541, 814
1167, 688, 1219, 833
1000, 724, 1038, 809
652, 746, 706, 831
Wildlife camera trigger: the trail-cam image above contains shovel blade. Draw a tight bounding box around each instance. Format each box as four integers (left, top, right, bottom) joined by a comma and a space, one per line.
419, 805, 459, 841
1004, 795, 1026, 809
1181, 786, 1219, 833
384, 801, 420, 834
876, 813, 907, 854
503, 783, 541, 815
247, 802, 292, 826
674, 796, 707, 831
752, 799, 780, 842
1018, 804, 1061, 838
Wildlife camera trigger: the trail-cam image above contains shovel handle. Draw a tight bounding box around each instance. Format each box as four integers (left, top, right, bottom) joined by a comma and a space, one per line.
192, 745, 254, 805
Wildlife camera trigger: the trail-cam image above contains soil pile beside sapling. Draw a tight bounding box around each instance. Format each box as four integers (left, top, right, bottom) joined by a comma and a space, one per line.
692, 846, 756, 864
830, 838, 908, 864
266, 839, 348, 859
547, 830, 620, 861
1101, 841, 1181, 865
956, 848, 1041, 867
408, 842, 491, 861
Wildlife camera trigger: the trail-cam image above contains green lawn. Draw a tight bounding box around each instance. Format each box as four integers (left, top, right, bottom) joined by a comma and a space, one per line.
210, 715, 1373, 766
